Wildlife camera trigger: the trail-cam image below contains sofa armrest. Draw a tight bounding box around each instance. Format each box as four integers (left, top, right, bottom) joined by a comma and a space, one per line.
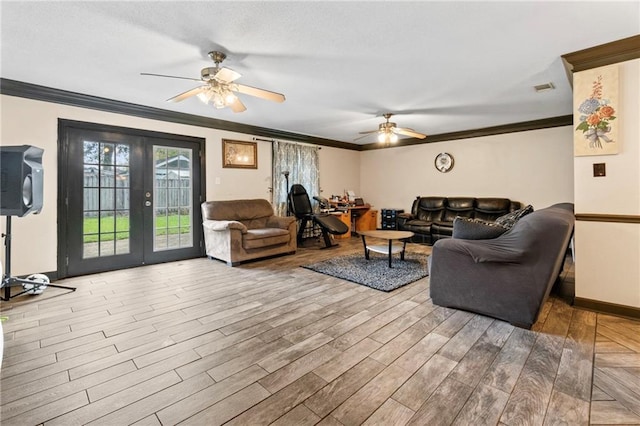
265, 215, 297, 229
397, 212, 414, 227
203, 220, 247, 233
441, 236, 526, 264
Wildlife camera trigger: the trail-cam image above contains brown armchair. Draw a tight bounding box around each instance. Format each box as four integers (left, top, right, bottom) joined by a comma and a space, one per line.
201, 199, 297, 266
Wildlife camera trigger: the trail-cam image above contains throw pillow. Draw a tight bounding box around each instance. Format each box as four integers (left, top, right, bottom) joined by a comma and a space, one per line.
495, 204, 534, 229
452, 217, 508, 240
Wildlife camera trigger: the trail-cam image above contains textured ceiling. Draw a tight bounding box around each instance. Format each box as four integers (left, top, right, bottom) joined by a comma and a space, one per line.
1, 1, 638, 144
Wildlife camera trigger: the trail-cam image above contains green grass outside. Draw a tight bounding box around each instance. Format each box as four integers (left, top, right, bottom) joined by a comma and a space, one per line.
83, 215, 190, 243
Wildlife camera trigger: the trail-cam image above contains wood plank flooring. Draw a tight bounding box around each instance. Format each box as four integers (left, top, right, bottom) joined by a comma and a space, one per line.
1, 237, 639, 425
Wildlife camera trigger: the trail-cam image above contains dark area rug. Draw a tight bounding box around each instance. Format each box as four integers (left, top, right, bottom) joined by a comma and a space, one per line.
302, 252, 429, 292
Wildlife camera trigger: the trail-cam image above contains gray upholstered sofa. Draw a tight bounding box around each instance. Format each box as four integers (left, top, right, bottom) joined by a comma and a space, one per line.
201, 199, 297, 266
429, 203, 574, 328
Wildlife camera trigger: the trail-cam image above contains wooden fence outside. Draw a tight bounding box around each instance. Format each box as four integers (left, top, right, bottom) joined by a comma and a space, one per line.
83, 175, 190, 215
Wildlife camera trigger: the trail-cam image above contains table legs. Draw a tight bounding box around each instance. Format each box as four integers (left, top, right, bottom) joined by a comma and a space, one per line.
361, 235, 369, 260
361, 235, 409, 268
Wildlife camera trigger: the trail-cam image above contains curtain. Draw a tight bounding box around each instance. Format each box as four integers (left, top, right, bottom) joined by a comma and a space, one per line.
272, 141, 320, 217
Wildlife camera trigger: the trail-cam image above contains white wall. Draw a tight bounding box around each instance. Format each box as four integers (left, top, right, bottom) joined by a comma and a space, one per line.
0, 95, 358, 275
573, 59, 640, 308
319, 146, 360, 199
360, 126, 575, 216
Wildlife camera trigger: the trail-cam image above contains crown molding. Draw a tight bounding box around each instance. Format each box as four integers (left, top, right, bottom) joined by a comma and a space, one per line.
0, 78, 360, 151
359, 115, 573, 151
2, 78, 573, 152
562, 34, 640, 72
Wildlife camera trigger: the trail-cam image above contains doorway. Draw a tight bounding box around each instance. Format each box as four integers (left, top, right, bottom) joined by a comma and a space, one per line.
58, 120, 205, 277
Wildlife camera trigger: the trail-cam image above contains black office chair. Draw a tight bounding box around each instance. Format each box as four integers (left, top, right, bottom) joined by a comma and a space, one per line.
288, 184, 349, 248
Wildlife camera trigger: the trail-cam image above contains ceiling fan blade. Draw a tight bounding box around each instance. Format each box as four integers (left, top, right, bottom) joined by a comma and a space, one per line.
235, 84, 285, 103
166, 85, 206, 102
393, 127, 427, 139
141, 72, 201, 82
229, 97, 247, 113
358, 130, 378, 135
214, 67, 242, 83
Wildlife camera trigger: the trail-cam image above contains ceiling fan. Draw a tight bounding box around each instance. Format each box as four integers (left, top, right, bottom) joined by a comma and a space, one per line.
355, 113, 427, 143
141, 51, 285, 113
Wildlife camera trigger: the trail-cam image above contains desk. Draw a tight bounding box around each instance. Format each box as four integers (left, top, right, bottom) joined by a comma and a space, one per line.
329, 202, 377, 238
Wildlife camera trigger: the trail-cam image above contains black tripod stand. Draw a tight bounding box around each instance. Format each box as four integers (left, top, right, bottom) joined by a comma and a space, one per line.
2, 216, 76, 301
283, 171, 290, 216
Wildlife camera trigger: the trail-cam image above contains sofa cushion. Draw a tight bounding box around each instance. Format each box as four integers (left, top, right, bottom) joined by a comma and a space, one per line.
240, 217, 270, 230
452, 217, 508, 240
442, 197, 475, 222
495, 204, 534, 229
474, 198, 512, 221
243, 228, 291, 249
203, 199, 274, 222
414, 197, 446, 222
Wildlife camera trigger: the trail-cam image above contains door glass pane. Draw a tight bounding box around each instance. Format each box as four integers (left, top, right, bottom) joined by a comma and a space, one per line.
153, 145, 193, 251
115, 232, 130, 254
83, 141, 131, 258
100, 236, 115, 256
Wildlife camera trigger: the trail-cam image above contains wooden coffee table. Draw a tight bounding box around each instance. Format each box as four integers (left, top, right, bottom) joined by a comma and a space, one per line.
359, 230, 414, 268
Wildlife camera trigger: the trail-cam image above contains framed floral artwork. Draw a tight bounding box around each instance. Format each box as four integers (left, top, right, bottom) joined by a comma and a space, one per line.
222, 139, 257, 169
574, 64, 619, 156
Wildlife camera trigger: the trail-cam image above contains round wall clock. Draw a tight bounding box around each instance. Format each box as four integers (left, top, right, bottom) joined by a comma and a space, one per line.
435, 152, 454, 173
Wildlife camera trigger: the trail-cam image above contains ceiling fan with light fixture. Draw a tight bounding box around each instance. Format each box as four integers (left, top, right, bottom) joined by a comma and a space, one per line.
355, 113, 427, 144
141, 51, 285, 113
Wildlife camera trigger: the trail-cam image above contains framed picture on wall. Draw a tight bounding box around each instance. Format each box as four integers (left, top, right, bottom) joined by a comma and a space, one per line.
222, 139, 257, 169
574, 64, 619, 156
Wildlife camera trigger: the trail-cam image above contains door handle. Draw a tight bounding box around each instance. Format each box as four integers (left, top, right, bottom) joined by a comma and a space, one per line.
145, 201, 152, 207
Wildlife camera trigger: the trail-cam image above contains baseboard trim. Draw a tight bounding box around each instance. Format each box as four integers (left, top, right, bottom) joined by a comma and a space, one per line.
574, 297, 640, 320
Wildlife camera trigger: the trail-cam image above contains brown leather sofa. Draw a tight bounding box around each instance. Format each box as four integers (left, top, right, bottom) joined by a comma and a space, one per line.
397, 196, 521, 244
201, 199, 297, 266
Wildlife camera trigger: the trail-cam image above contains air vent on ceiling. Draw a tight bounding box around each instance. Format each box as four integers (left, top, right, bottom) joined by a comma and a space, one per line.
534, 82, 555, 92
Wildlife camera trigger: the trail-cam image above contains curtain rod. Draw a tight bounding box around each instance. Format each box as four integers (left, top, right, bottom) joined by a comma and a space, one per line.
253, 137, 321, 149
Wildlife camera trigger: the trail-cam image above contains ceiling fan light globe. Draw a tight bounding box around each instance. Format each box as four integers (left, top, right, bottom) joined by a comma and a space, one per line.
197, 91, 211, 104
225, 92, 237, 104
390, 133, 398, 143
377, 132, 386, 143
213, 94, 226, 108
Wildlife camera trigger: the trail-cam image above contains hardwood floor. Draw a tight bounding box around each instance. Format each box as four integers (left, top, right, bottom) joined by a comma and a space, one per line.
591, 314, 640, 425
1, 237, 639, 425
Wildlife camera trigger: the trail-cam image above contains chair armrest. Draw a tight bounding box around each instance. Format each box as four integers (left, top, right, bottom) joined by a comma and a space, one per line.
203, 220, 247, 233
266, 216, 297, 229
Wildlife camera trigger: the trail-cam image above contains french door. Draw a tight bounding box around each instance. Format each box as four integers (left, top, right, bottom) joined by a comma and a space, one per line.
58, 120, 205, 277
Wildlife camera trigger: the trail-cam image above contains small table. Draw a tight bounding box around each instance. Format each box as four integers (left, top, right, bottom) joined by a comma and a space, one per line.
359, 230, 414, 268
